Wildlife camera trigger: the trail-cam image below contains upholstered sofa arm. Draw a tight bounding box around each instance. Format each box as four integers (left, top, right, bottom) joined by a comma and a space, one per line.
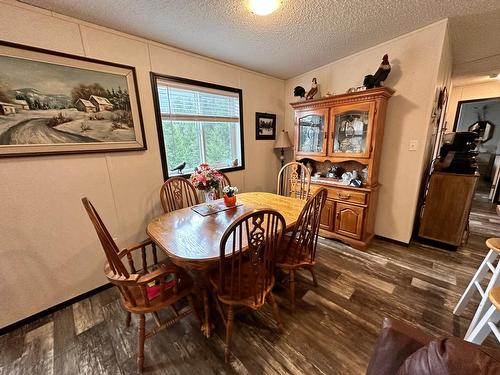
365, 318, 433, 375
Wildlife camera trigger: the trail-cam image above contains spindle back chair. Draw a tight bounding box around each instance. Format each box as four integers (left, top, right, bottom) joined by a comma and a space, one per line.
160, 177, 199, 213
82, 197, 198, 372
211, 209, 286, 362
216, 172, 232, 199
276, 188, 328, 310
277, 161, 311, 200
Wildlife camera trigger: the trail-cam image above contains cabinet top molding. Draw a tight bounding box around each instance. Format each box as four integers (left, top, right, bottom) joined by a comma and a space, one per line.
290, 87, 394, 110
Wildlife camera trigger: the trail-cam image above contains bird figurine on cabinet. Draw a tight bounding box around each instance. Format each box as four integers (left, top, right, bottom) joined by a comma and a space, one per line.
170, 161, 186, 174
305, 78, 318, 100
293, 86, 306, 99
363, 54, 391, 89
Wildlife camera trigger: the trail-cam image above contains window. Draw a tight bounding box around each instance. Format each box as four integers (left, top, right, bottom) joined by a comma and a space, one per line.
151, 74, 244, 179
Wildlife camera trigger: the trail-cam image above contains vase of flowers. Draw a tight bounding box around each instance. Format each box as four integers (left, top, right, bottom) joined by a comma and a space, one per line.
189, 164, 223, 205
204, 188, 217, 204
223, 186, 238, 207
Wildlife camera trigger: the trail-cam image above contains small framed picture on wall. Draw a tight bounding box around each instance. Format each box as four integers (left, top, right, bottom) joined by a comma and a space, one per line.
255, 112, 276, 140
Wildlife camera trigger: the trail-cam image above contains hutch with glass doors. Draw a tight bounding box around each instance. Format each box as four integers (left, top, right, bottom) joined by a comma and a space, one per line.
291, 87, 393, 249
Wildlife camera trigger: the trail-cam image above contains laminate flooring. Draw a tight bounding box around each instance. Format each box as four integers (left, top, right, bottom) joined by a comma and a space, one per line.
469, 179, 500, 238
1, 234, 498, 374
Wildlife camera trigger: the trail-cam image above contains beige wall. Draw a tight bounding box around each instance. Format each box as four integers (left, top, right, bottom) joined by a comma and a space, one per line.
0, 0, 284, 328
0, 1, 453, 327
445, 80, 500, 132
285, 20, 450, 243
427, 23, 453, 181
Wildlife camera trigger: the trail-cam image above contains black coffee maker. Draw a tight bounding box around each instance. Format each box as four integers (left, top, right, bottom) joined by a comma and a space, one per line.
434, 131, 479, 174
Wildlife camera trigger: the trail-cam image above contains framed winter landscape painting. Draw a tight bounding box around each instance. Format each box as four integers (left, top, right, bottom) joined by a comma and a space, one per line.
0, 41, 146, 157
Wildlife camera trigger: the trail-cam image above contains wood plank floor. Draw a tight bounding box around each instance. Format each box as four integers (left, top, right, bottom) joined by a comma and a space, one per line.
1, 233, 498, 374
469, 179, 500, 237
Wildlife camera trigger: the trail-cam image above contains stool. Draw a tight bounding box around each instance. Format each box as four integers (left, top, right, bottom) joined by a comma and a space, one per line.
453, 238, 500, 338
466, 287, 500, 344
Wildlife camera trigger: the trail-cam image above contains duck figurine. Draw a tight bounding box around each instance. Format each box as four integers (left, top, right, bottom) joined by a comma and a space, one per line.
306, 78, 318, 100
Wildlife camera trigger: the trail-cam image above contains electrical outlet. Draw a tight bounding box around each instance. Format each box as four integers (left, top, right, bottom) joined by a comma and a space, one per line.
409, 140, 418, 151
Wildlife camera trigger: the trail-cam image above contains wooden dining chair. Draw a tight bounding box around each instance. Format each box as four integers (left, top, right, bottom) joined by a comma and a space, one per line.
81, 197, 199, 373
275, 188, 328, 311
216, 172, 232, 199
277, 161, 311, 200
210, 209, 286, 362
160, 176, 199, 213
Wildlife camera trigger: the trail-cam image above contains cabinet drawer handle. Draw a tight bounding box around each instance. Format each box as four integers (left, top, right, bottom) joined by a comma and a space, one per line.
337, 192, 351, 200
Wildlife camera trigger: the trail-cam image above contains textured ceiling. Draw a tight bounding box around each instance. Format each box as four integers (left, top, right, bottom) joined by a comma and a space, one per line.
450, 8, 500, 86
20, 0, 500, 79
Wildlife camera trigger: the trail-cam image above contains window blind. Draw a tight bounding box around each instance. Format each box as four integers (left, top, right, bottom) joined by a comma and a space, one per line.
157, 80, 240, 122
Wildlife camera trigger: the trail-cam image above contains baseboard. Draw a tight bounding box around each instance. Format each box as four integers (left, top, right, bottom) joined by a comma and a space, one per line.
0, 283, 113, 336
375, 234, 410, 247
414, 237, 458, 251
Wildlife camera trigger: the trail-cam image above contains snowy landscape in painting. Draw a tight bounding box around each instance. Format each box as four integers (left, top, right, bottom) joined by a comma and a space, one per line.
0, 55, 136, 146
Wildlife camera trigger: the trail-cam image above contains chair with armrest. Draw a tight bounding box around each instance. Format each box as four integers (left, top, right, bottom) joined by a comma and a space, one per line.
81, 197, 199, 373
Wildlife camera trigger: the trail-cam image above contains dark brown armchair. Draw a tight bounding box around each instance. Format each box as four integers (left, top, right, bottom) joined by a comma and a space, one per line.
366, 318, 500, 375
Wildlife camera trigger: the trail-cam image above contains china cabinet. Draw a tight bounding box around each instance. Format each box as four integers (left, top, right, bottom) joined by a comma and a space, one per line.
291, 87, 393, 249
330, 102, 374, 159
295, 109, 328, 156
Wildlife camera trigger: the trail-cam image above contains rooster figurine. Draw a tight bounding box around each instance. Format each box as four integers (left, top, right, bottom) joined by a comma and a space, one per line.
363, 54, 391, 89
305, 78, 318, 100
293, 86, 306, 99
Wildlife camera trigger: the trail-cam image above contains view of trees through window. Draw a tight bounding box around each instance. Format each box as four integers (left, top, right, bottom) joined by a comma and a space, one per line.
162, 120, 236, 171
155, 80, 243, 175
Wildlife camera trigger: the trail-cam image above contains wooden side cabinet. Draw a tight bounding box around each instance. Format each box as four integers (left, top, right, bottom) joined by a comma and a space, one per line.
418, 172, 479, 246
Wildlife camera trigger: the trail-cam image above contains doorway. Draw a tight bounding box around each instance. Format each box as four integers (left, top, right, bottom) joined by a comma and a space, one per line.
454, 97, 500, 237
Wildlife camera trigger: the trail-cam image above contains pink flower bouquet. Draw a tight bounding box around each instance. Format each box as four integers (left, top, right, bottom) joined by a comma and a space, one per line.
189, 164, 223, 191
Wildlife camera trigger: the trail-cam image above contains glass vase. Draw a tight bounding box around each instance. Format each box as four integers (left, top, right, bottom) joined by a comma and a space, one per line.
204, 187, 217, 205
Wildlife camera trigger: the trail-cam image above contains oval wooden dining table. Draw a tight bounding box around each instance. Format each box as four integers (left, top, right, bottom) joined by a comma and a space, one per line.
146, 192, 306, 337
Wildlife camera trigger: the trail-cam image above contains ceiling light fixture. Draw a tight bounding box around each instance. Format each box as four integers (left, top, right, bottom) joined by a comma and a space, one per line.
247, 0, 282, 16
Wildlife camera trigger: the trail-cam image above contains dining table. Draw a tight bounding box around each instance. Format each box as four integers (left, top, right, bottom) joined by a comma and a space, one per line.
146, 191, 306, 337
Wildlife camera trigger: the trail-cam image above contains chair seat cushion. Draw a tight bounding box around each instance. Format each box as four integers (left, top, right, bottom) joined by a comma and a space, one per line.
146, 273, 176, 300
397, 337, 500, 375
122, 268, 193, 312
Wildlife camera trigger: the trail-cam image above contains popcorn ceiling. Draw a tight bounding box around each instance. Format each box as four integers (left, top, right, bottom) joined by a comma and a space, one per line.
22, 0, 500, 79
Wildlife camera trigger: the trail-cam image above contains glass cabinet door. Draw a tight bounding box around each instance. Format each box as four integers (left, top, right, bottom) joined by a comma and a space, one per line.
330, 104, 373, 158
296, 110, 328, 155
